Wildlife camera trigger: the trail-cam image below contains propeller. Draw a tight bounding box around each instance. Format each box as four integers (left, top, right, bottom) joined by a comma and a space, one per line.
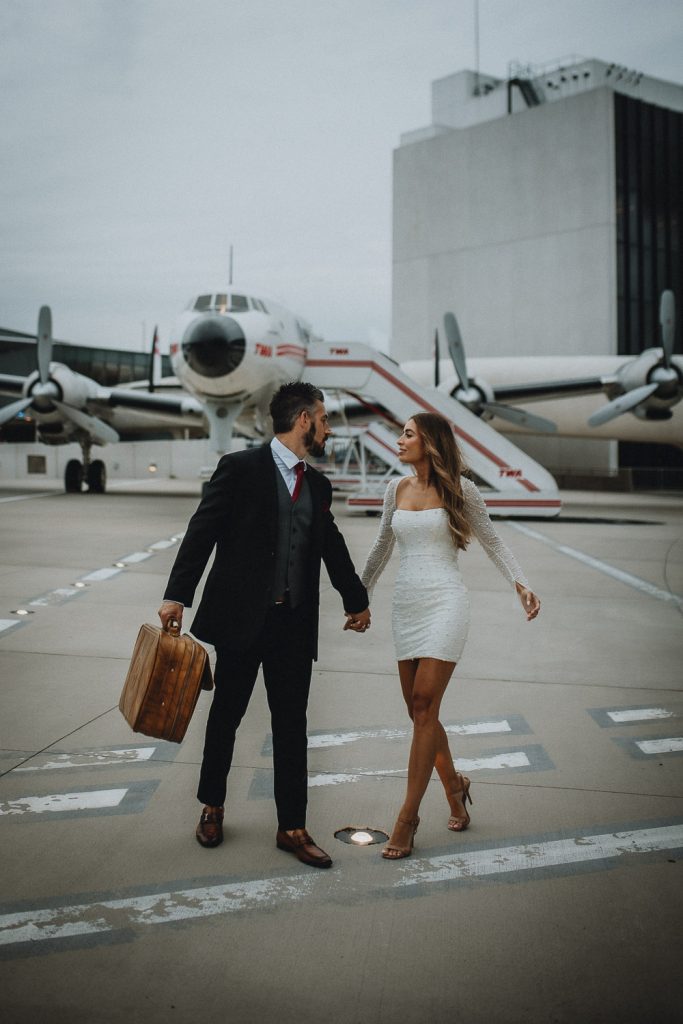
587, 383, 659, 427
52, 400, 119, 444
0, 305, 119, 443
37, 305, 52, 383
0, 396, 33, 427
588, 290, 678, 427
660, 290, 674, 368
442, 313, 557, 433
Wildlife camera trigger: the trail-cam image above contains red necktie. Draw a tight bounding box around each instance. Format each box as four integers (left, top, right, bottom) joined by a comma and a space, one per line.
292, 461, 305, 502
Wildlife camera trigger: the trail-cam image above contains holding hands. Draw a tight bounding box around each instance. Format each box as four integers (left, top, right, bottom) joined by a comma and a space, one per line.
344, 607, 371, 633
515, 583, 541, 621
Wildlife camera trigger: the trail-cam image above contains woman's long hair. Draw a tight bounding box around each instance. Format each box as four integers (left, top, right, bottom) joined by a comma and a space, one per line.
411, 412, 471, 550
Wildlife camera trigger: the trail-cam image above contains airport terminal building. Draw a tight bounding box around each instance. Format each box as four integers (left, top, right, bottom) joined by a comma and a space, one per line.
392, 57, 683, 479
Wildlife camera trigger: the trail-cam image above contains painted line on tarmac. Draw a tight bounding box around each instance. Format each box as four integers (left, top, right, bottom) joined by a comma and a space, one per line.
15, 747, 158, 772
304, 752, 533, 784
265, 716, 531, 755
589, 704, 679, 729
635, 737, 683, 754
510, 522, 683, 608
29, 587, 85, 607
1, 820, 680, 955
0, 788, 129, 816
118, 551, 153, 564
588, 704, 679, 728
0, 534, 182, 641
0, 619, 23, 635
392, 822, 683, 888
251, 746, 553, 799
79, 567, 123, 582
0, 780, 158, 822
608, 707, 675, 723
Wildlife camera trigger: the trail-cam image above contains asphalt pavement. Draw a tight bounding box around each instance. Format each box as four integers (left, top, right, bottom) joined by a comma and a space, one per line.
1, 481, 681, 1024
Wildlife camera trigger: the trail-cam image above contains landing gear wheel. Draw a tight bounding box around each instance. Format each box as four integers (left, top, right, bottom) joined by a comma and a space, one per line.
65, 459, 84, 493
87, 459, 107, 494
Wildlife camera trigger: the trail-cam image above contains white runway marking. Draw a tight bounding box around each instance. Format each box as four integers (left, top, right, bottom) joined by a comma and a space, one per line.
1, 823, 680, 950
0, 788, 128, 816
0, 619, 22, 635
148, 539, 176, 550
393, 823, 683, 887
29, 587, 81, 607
635, 737, 683, 755
15, 748, 157, 772
308, 720, 512, 750
79, 567, 122, 582
307, 751, 530, 786
607, 707, 674, 723
119, 551, 153, 564
510, 523, 683, 608
456, 751, 530, 771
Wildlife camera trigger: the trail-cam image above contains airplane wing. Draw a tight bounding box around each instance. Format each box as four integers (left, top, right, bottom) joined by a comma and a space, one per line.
492, 375, 615, 404
94, 386, 204, 418
0, 374, 27, 396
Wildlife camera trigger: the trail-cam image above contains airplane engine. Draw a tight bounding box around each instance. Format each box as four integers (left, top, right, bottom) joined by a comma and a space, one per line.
181, 315, 246, 379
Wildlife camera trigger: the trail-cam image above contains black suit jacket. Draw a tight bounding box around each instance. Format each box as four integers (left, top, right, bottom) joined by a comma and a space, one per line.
163, 444, 368, 658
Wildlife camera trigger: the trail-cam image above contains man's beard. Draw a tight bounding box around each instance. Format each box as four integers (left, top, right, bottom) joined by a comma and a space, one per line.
304, 422, 326, 458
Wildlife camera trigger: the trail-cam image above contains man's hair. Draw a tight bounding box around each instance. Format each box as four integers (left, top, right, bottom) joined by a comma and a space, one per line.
269, 381, 324, 434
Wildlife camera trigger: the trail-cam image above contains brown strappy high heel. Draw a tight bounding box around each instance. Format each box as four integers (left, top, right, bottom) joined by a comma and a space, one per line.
381, 816, 420, 859
447, 771, 473, 832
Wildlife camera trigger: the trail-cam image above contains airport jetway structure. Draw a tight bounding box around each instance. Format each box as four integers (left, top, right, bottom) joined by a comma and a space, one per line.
306, 342, 561, 517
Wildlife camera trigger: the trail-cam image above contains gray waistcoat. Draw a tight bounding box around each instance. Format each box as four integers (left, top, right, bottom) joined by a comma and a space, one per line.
272, 468, 313, 607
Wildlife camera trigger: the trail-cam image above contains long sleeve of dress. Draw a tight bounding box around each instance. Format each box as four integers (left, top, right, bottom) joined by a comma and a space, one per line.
360, 478, 399, 596
463, 478, 530, 589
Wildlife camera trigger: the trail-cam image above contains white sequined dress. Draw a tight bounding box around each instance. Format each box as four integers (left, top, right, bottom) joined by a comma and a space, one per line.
361, 477, 529, 662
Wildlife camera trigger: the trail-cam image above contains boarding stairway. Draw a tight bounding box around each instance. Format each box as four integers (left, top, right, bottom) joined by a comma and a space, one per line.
305, 342, 561, 517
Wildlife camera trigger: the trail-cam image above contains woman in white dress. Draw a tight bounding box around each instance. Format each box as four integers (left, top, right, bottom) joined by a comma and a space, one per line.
360, 413, 540, 860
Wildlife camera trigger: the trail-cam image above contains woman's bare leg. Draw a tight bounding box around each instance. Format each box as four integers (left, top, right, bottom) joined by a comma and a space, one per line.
397, 661, 464, 820
386, 657, 455, 853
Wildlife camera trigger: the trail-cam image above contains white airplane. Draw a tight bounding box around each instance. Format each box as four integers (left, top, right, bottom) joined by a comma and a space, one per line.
0, 288, 562, 515
402, 292, 682, 448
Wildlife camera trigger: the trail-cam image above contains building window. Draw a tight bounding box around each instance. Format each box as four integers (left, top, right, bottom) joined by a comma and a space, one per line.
615, 93, 682, 356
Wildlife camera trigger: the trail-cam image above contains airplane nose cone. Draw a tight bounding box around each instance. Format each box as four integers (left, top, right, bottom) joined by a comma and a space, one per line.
181, 315, 246, 378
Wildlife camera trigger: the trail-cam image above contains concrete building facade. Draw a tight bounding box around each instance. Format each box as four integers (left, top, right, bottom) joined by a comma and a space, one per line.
392, 58, 683, 477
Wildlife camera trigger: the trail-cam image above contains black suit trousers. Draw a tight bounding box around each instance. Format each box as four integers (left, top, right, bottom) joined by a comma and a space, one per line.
197, 601, 314, 829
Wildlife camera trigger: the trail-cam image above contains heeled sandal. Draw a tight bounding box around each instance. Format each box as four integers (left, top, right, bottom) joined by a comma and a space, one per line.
447, 771, 473, 832
381, 815, 420, 860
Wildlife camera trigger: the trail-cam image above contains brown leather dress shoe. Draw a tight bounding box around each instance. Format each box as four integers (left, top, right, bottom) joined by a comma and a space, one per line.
196, 805, 224, 848
276, 828, 332, 869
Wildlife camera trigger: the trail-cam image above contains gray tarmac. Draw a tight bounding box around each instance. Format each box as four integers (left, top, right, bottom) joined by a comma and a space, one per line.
0, 480, 682, 1024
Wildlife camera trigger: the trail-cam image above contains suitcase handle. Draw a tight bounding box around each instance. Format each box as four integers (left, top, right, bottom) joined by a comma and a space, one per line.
166, 619, 181, 637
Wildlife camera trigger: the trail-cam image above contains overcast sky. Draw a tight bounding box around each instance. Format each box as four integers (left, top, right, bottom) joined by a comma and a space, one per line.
1, 0, 681, 353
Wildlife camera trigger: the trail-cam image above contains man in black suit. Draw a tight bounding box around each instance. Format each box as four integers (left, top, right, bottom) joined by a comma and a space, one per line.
158, 381, 370, 868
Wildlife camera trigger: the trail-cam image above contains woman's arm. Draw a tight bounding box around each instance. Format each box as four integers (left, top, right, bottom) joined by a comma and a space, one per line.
360, 478, 399, 596
462, 478, 540, 620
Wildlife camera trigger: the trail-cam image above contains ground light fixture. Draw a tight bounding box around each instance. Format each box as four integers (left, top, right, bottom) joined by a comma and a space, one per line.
334, 826, 389, 847
12, 608, 34, 616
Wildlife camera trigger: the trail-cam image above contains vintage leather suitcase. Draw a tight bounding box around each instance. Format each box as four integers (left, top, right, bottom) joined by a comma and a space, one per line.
119, 623, 213, 743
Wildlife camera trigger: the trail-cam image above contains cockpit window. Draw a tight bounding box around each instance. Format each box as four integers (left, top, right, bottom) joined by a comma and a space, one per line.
215, 293, 228, 312
258, 299, 269, 313
229, 293, 249, 312
193, 295, 212, 312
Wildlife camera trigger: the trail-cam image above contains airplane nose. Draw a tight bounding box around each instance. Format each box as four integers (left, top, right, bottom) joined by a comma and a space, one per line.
181, 315, 246, 378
